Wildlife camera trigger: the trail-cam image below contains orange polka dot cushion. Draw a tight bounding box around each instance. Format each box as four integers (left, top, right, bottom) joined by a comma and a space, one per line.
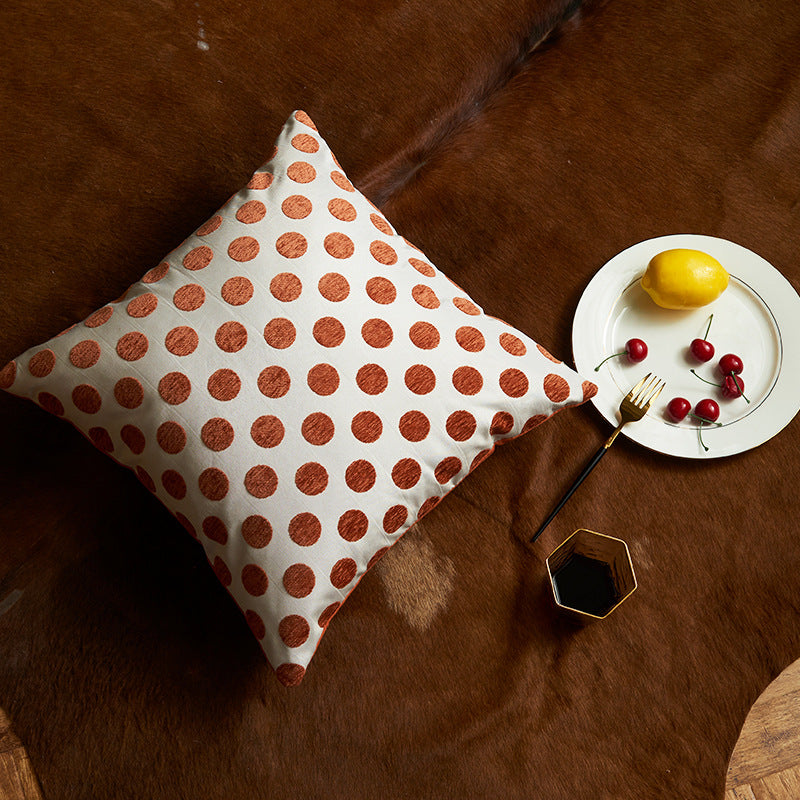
0, 111, 596, 686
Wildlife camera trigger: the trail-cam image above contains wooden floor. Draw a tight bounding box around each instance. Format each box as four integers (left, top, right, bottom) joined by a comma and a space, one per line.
1, 660, 800, 799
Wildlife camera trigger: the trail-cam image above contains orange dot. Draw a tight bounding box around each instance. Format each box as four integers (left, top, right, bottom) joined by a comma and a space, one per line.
452, 366, 483, 395
120, 424, 145, 454
294, 110, 317, 129
287, 161, 316, 183
199, 467, 229, 500
161, 469, 187, 499
324, 232, 354, 259
245, 609, 266, 639
295, 462, 328, 496
367, 547, 389, 569
307, 363, 339, 396
313, 317, 346, 347
242, 564, 269, 596
456, 326, 485, 352
365, 276, 396, 304
173, 284, 205, 311
281, 195, 312, 219
543, 373, 569, 402
28, 350, 55, 377
165, 326, 199, 356
412, 284, 440, 309
196, 216, 222, 236
116, 332, 148, 361
228, 236, 260, 262
242, 515, 272, 548
288, 513, 322, 546
434, 456, 462, 485
291, 133, 319, 153
276, 664, 306, 687
370, 213, 393, 235
500, 368, 529, 398
302, 412, 335, 445
136, 467, 156, 493
404, 364, 436, 395
215, 321, 248, 353
351, 411, 382, 443
345, 460, 376, 492
126, 293, 158, 318
279, 615, 311, 647
330, 558, 357, 589
159, 372, 191, 405
392, 458, 421, 489
409, 258, 436, 277
318, 272, 350, 301
521, 415, 548, 434
69, 340, 101, 369
212, 557, 232, 587
88, 427, 114, 453
142, 263, 169, 283
220, 275, 253, 306
328, 198, 357, 222
470, 449, 494, 471
383, 506, 407, 534
283, 564, 316, 598
84, 306, 113, 328
201, 417, 235, 451
247, 172, 273, 190
235, 200, 266, 224
361, 318, 393, 348
270, 272, 302, 301
251, 415, 285, 448
338, 509, 368, 542
446, 410, 477, 441
453, 297, 481, 316
330, 171, 354, 192
157, 421, 186, 454
258, 365, 291, 397
275, 232, 308, 259
537, 343, 562, 363
207, 369, 241, 401
369, 241, 397, 265
490, 411, 514, 436
175, 513, 196, 538
203, 516, 228, 544
356, 363, 387, 395
399, 410, 430, 442
183, 245, 213, 271
37, 392, 64, 416
114, 377, 143, 409
582, 380, 598, 401
409, 321, 440, 349
500, 332, 527, 356
263, 318, 296, 348
72, 384, 102, 414
0, 360, 16, 389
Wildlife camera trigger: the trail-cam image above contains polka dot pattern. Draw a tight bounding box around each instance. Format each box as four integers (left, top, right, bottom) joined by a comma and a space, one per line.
1, 110, 595, 687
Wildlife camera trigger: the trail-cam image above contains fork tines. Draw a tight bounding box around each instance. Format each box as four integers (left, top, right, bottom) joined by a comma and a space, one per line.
629, 372, 665, 407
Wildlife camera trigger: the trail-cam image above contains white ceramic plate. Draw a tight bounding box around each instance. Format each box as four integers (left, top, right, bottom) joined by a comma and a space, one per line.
572, 234, 800, 459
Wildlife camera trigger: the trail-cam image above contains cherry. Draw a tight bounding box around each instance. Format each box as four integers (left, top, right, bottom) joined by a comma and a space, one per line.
594, 338, 648, 371
718, 353, 743, 376
690, 315, 715, 362
690, 369, 750, 403
666, 397, 691, 422
693, 398, 720, 423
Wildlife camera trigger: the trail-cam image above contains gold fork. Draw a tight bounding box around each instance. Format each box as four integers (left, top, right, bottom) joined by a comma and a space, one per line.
530, 373, 665, 543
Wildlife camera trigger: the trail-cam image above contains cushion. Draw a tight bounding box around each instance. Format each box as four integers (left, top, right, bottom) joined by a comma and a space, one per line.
0, 110, 597, 686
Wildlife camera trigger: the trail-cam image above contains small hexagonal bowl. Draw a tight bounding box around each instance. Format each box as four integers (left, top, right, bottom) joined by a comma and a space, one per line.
546, 529, 637, 623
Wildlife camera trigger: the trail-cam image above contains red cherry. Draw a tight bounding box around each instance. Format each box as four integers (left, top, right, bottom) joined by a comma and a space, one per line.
690, 338, 715, 362
666, 397, 691, 422
718, 354, 743, 376
694, 398, 720, 423
625, 338, 648, 363
721, 374, 745, 399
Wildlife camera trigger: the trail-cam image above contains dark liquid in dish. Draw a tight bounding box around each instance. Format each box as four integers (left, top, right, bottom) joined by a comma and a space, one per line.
552, 554, 619, 616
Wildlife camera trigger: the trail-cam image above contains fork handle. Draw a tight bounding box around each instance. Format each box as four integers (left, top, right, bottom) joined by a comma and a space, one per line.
529, 437, 616, 544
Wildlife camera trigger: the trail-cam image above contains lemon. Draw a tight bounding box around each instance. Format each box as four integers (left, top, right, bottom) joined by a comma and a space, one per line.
640, 249, 729, 309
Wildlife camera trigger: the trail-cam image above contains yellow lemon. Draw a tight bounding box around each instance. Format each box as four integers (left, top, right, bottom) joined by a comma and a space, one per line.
640, 249, 729, 309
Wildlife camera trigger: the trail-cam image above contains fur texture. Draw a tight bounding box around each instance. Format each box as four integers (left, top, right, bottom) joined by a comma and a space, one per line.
2, 0, 800, 797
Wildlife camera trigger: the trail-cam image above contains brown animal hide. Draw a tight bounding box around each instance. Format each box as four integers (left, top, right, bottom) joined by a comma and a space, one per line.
2, 0, 800, 798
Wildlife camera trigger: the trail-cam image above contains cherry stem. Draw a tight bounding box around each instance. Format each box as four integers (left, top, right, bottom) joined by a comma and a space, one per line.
689, 412, 723, 427
703, 314, 714, 340
729, 372, 750, 403
594, 352, 625, 371
690, 369, 718, 387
